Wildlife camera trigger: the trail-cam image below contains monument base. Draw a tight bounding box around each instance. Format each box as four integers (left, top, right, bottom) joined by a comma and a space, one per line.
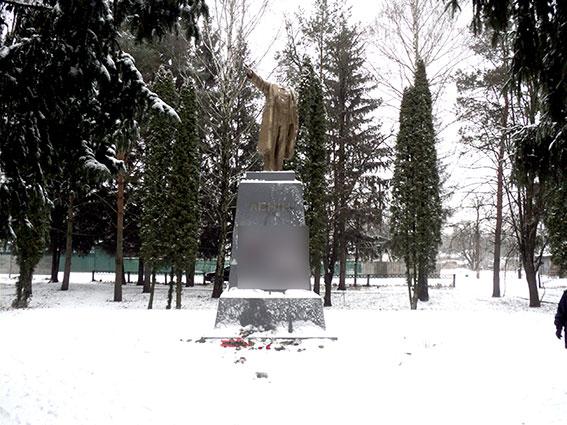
215, 288, 325, 332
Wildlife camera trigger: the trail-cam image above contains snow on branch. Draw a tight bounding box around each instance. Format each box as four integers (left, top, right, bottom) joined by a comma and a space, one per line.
119, 52, 181, 123
0, 0, 53, 10
79, 140, 112, 176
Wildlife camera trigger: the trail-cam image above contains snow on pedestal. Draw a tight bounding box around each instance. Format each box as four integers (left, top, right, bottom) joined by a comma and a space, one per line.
215, 288, 325, 331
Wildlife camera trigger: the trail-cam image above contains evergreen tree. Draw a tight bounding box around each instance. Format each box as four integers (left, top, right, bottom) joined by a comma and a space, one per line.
545, 181, 567, 274
391, 59, 442, 310
413, 60, 442, 302
292, 58, 327, 296
0, 0, 208, 308
11, 190, 49, 308
323, 12, 386, 295
278, 4, 388, 305
169, 81, 201, 309
140, 66, 178, 309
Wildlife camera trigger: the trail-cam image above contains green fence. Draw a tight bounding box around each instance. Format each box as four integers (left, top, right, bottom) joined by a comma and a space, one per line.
1, 248, 363, 275
55, 249, 222, 274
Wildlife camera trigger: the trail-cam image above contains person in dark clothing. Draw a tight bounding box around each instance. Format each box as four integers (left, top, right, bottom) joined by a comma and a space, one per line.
555, 290, 567, 349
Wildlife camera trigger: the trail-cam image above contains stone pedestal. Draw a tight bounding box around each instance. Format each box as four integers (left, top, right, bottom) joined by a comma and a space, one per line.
215, 171, 325, 331
215, 289, 325, 331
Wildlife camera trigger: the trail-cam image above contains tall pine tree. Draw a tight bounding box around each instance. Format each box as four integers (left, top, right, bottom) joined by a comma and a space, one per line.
169, 81, 201, 309
292, 57, 327, 297
391, 59, 442, 309
140, 66, 178, 309
324, 12, 386, 294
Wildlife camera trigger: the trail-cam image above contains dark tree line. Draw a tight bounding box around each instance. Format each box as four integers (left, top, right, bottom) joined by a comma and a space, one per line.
0, 0, 208, 307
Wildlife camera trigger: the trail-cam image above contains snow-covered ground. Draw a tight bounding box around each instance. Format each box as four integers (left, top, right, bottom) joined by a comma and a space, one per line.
0, 269, 566, 425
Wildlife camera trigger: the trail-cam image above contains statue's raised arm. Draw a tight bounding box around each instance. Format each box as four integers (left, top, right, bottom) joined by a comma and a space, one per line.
245, 67, 271, 97
245, 67, 298, 171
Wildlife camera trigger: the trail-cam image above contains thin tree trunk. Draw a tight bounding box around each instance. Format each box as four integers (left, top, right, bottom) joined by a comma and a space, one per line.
212, 208, 228, 299
323, 264, 334, 307
417, 262, 429, 302
148, 272, 156, 309
212, 134, 231, 299
61, 192, 74, 291
185, 258, 196, 288
323, 239, 336, 307
114, 155, 125, 302
13, 261, 33, 308
405, 258, 412, 308
411, 262, 418, 310
492, 143, 504, 297
143, 264, 151, 293
313, 253, 321, 295
50, 244, 60, 283
493, 38, 513, 296
137, 258, 144, 286
474, 220, 481, 279
337, 138, 346, 291
166, 268, 174, 309
323, 241, 335, 307
175, 271, 182, 309
353, 244, 359, 287
338, 240, 347, 290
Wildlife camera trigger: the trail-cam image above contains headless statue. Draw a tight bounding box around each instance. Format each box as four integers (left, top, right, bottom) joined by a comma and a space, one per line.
246, 67, 299, 171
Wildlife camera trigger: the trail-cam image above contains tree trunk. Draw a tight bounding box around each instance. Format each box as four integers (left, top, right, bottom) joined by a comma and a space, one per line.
313, 253, 321, 295
50, 244, 60, 283
148, 272, 156, 309
323, 254, 337, 306
492, 155, 504, 297
114, 156, 125, 302
212, 206, 228, 299
166, 268, 174, 309
405, 261, 413, 309
338, 240, 347, 290
13, 260, 34, 308
411, 262, 418, 310
185, 257, 196, 288
143, 263, 151, 293
175, 271, 182, 309
353, 244, 359, 287
137, 258, 144, 286
405, 257, 419, 310
323, 226, 338, 300
474, 214, 481, 279
523, 256, 540, 307
323, 277, 332, 307
61, 192, 74, 291
492, 87, 507, 297
417, 269, 429, 302
322, 238, 333, 306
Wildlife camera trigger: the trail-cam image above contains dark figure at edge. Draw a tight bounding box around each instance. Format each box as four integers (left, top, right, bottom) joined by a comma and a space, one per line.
555, 290, 567, 349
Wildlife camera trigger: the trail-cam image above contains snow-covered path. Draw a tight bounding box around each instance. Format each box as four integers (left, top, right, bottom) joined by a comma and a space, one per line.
0, 271, 566, 425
